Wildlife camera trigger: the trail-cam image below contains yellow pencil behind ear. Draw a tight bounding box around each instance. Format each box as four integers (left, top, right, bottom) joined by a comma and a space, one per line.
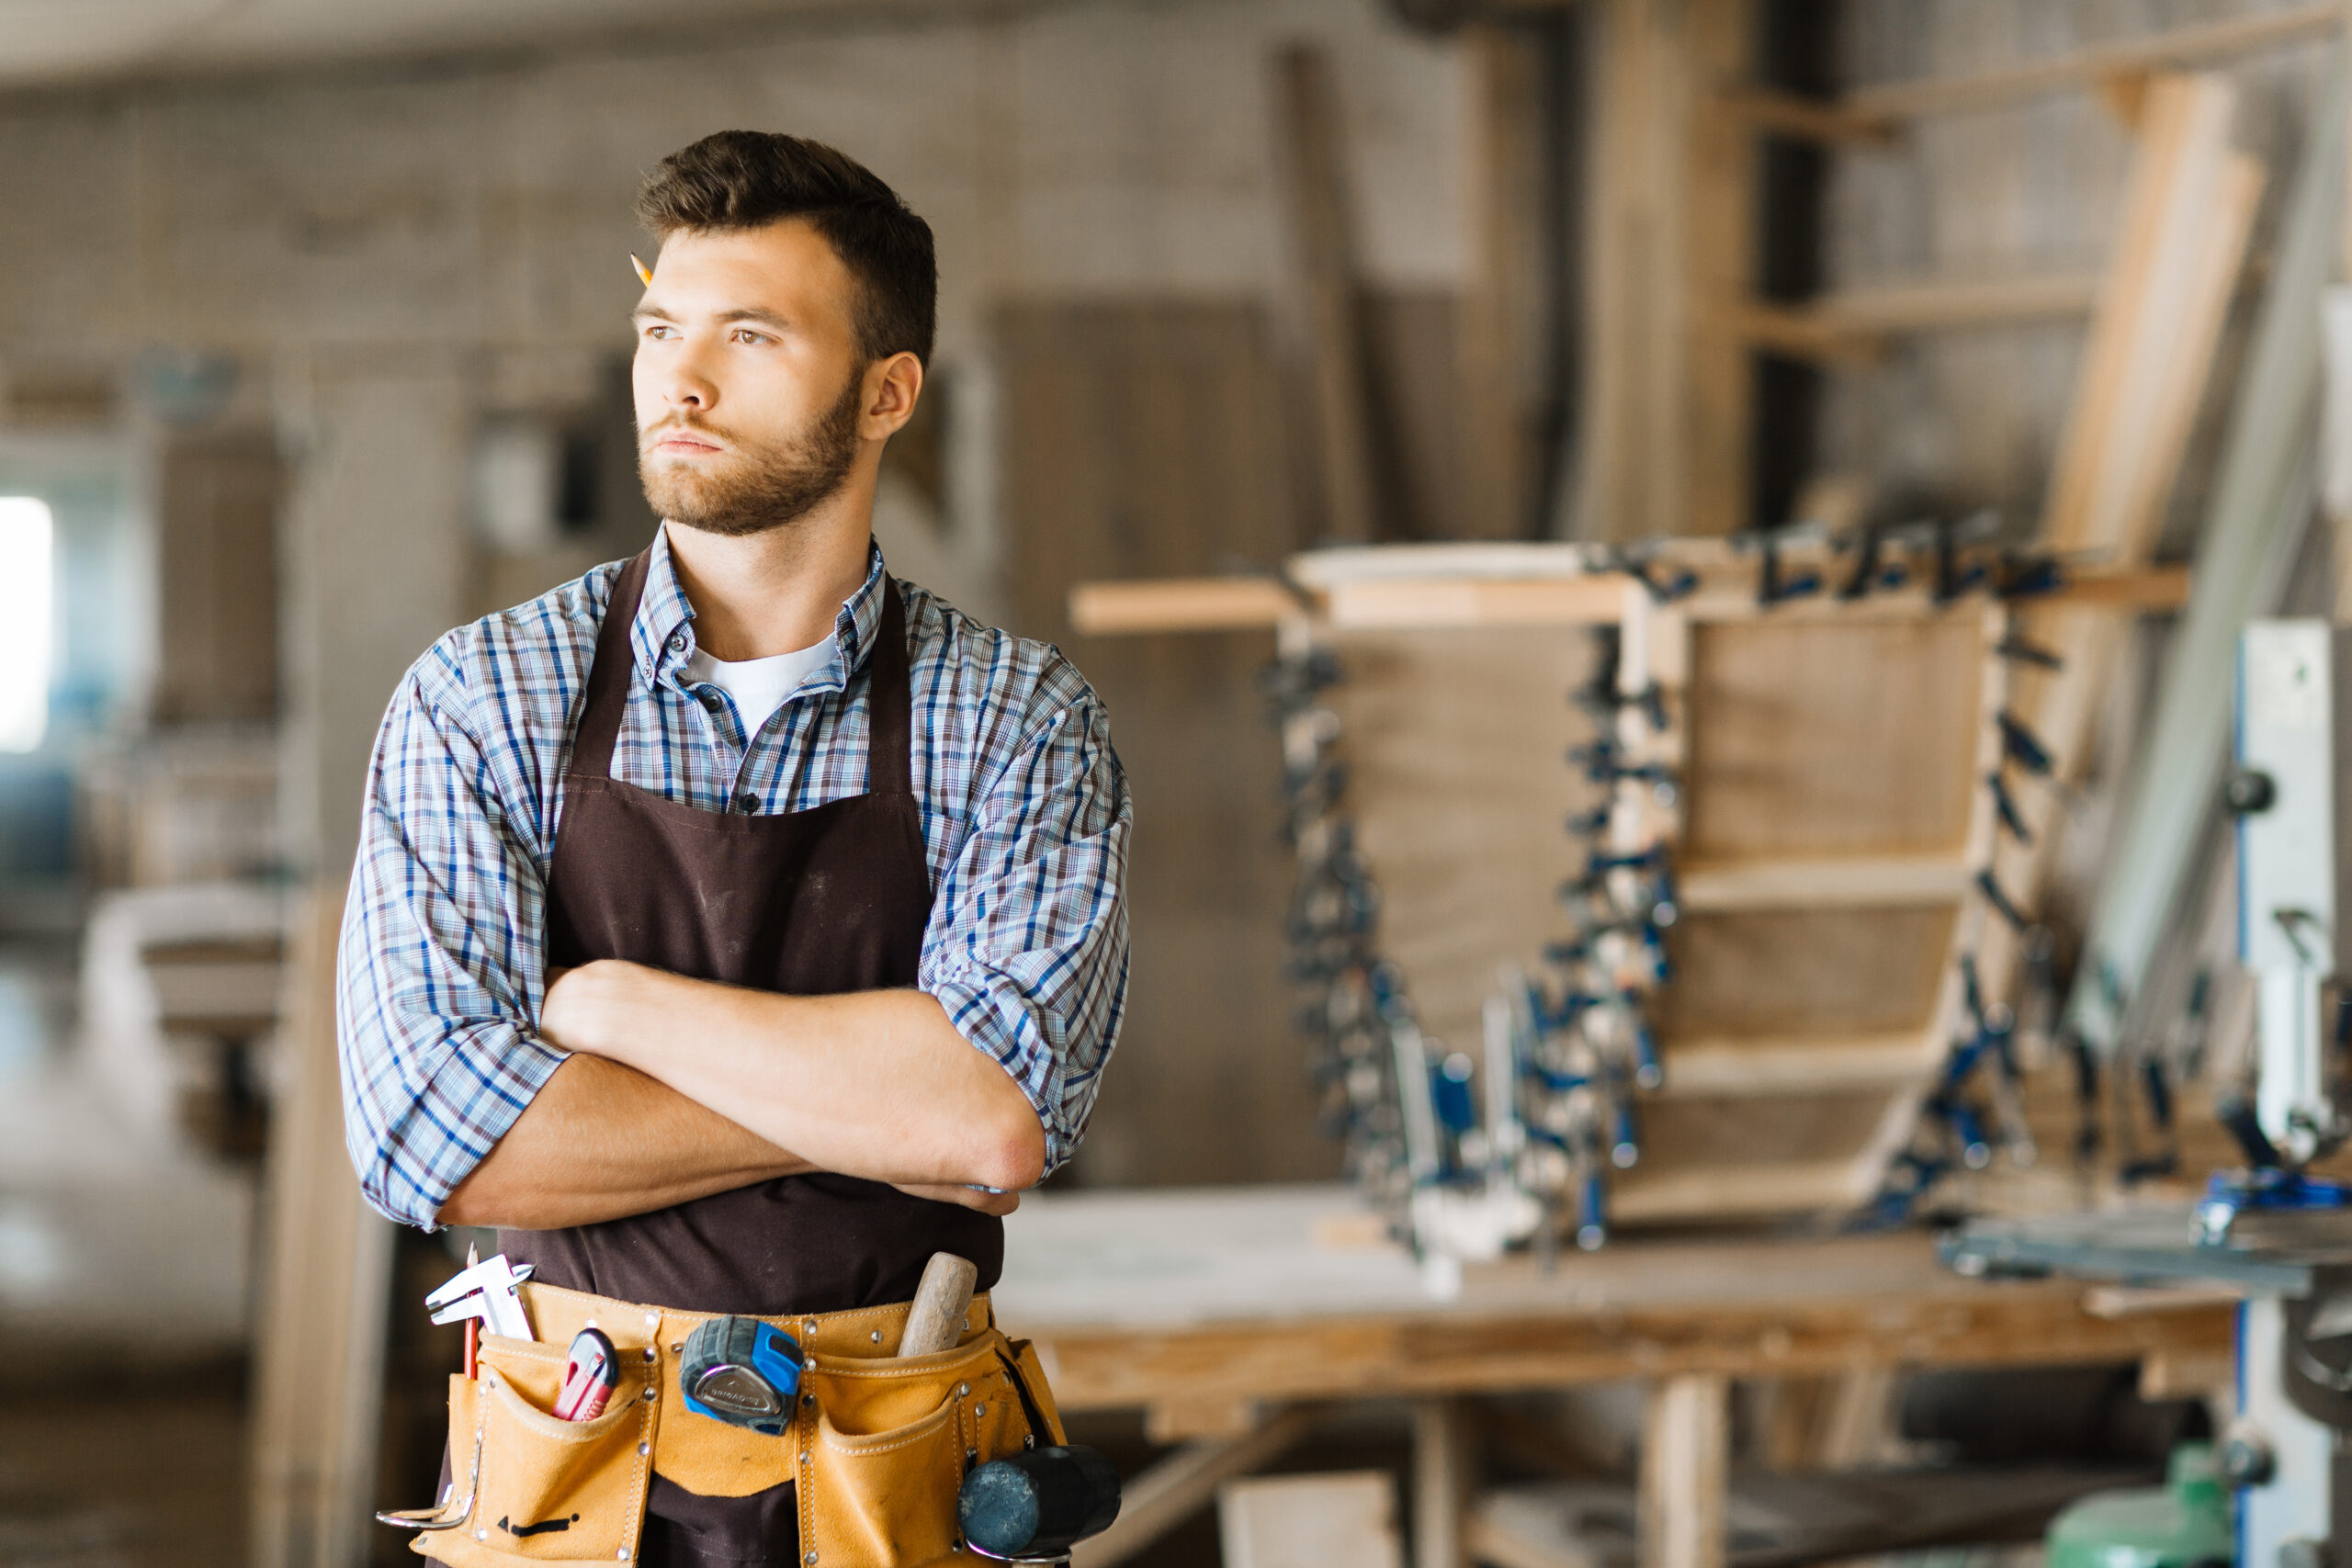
630, 254, 653, 287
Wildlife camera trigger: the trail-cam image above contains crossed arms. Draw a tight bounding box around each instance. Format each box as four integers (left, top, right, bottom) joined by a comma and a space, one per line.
438, 967, 1044, 1228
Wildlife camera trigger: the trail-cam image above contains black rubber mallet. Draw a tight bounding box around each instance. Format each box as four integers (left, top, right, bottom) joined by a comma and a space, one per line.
959, 1444, 1122, 1562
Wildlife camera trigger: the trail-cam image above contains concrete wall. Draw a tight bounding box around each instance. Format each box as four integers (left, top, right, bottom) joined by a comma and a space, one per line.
0, 0, 1474, 875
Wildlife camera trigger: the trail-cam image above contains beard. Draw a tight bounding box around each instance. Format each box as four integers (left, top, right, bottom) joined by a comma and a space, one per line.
639, 370, 865, 538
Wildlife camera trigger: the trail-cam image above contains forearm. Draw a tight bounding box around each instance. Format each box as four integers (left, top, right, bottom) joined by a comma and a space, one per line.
437, 1052, 812, 1230
544, 962, 1047, 1193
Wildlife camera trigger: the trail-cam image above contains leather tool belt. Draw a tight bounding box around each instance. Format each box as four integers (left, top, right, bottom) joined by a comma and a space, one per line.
407, 1280, 1066, 1567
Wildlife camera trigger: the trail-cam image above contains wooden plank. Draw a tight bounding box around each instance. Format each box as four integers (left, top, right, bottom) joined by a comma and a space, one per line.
1069, 577, 1300, 636
1726, 272, 2104, 362
1413, 1399, 1474, 1568
1656, 1032, 1935, 1097
1639, 1375, 1729, 1568
1326, 574, 1627, 629
247, 882, 396, 1568
1680, 0, 1758, 538
1611, 1158, 1865, 1221
1219, 1472, 1405, 1568
1336, 624, 1600, 1071
1029, 1280, 2233, 1415
1654, 906, 1956, 1041
1681, 615, 1984, 862
1677, 854, 1973, 910
1273, 45, 1378, 544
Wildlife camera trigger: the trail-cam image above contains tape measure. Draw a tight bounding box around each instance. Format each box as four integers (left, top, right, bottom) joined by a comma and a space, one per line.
678, 1316, 806, 1437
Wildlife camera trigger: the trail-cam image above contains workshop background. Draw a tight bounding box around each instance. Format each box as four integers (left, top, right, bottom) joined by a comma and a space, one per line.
0, 0, 2345, 1565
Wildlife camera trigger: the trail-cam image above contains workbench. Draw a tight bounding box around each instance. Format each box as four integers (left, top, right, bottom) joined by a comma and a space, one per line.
989, 1185, 2235, 1568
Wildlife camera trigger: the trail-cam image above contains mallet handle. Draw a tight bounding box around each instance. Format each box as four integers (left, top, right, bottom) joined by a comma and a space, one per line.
899, 1252, 978, 1357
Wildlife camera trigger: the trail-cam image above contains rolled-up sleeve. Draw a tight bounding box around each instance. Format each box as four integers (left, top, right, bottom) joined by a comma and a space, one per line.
921, 697, 1130, 1177
337, 657, 565, 1228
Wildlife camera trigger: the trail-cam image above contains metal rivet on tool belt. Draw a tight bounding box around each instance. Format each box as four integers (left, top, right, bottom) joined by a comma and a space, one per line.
974, 1404, 986, 1418
670, 1343, 683, 1353
805, 1320, 819, 1334
619, 1551, 631, 1562
956, 1383, 970, 1397
642, 1386, 657, 1401
642, 1347, 656, 1361
801, 1451, 810, 1464
870, 1330, 883, 1343
639, 1443, 650, 1456
803, 1393, 816, 1406
476, 1531, 488, 1542
806, 1552, 819, 1565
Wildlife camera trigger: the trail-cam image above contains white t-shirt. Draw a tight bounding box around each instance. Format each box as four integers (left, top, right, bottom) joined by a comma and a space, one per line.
683, 637, 835, 735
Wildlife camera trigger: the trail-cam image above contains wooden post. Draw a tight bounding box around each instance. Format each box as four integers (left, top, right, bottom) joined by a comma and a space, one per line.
1411, 1396, 1473, 1568
1638, 1373, 1729, 1568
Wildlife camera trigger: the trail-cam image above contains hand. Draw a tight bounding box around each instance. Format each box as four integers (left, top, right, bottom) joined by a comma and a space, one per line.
538, 960, 635, 1055
892, 1180, 1021, 1217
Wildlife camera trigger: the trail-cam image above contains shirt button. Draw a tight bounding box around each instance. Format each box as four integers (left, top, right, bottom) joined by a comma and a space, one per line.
699, 691, 722, 711
667, 632, 685, 653
738, 793, 760, 811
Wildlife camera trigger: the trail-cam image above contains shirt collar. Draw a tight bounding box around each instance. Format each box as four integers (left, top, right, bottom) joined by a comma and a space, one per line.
633, 525, 890, 693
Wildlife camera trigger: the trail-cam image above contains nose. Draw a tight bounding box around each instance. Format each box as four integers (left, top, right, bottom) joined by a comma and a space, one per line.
650, 338, 718, 418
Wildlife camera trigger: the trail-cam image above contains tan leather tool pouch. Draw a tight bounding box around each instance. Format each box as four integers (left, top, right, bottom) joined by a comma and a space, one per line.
410, 1335, 658, 1566
797, 1329, 1067, 1567
406, 1290, 1067, 1568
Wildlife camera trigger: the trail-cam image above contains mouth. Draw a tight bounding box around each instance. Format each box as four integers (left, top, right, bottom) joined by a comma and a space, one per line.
646, 427, 726, 457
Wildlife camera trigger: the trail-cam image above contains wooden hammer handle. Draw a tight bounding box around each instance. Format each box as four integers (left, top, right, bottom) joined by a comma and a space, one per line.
899, 1252, 978, 1358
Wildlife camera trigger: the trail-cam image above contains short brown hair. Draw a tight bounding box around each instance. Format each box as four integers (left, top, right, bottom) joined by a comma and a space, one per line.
637, 130, 936, 367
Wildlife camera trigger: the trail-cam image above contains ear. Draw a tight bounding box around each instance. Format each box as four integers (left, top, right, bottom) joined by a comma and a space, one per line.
861, 352, 924, 441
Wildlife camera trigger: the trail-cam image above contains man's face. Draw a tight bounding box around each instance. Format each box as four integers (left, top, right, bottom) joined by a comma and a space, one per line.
631, 219, 873, 537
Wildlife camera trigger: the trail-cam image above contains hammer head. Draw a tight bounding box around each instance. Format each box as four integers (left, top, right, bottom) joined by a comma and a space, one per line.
957, 1444, 1122, 1560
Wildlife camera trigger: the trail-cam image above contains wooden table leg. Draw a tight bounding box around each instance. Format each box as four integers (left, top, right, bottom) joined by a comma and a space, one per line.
1412, 1395, 1473, 1568
1638, 1373, 1728, 1568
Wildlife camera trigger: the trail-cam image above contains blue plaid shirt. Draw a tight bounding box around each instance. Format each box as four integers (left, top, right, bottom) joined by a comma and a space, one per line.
337, 527, 1131, 1228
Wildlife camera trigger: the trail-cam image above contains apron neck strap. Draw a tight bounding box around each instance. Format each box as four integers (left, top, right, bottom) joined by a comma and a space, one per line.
866, 578, 913, 795
571, 550, 914, 794
571, 547, 653, 782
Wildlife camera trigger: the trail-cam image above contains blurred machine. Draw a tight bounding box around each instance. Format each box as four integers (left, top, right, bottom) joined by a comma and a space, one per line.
1951, 620, 2352, 1567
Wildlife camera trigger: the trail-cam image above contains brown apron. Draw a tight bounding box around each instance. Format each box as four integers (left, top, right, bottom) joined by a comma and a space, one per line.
480, 547, 1004, 1568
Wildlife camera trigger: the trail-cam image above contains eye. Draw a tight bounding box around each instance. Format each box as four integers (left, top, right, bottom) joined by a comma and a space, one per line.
639, 323, 676, 341
730, 328, 772, 345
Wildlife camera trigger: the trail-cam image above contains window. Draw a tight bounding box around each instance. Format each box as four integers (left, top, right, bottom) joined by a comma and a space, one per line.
0, 498, 54, 753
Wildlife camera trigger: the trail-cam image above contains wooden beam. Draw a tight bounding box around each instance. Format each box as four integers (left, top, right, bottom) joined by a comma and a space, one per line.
1611, 1159, 1865, 1221
1639, 1375, 1729, 1568
1413, 1399, 1474, 1568
1069, 577, 1300, 637
1273, 45, 1378, 544
1033, 1285, 2235, 1417
1726, 272, 2105, 363
1065, 562, 2189, 637
1718, 86, 1896, 148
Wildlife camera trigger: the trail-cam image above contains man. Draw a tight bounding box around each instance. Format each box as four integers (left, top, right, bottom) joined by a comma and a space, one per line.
339, 130, 1129, 1565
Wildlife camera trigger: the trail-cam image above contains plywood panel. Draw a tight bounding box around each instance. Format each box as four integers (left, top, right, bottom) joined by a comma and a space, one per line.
998, 299, 1325, 1188
154, 430, 282, 724
1653, 906, 1957, 1041
1333, 626, 1602, 1064
1682, 615, 1984, 861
